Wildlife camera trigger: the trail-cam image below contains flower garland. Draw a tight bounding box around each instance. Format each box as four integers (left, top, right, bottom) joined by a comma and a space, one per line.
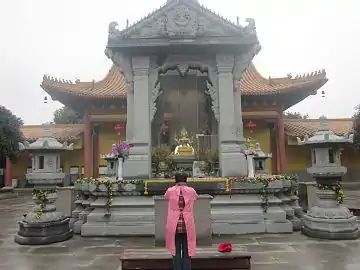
317, 182, 344, 204
228, 175, 299, 213
32, 190, 51, 219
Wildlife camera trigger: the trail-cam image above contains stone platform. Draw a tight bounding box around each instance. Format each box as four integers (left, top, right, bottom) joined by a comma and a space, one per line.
73, 179, 298, 237
3, 197, 360, 270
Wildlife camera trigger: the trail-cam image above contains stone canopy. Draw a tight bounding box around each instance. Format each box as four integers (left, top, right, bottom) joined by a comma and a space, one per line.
107, 0, 259, 49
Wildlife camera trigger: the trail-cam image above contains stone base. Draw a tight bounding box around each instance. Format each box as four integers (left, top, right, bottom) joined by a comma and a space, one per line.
212, 220, 293, 234
81, 196, 154, 236
211, 195, 293, 234
123, 143, 150, 179
302, 225, 360, 240
0, 187, 18, 200
302, 214, 360, 240
81, 222, 154, 236
14, 218, 73, 245
219, 143, 247, 177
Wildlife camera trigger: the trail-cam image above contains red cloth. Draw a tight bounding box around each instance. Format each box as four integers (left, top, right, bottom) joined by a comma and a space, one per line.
218, 243, 232, 253
176, 190, 186, 234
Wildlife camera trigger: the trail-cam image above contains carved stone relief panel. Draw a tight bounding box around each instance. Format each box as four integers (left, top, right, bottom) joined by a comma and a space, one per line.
128, 5, 239, 39
233, 44, 261, 81
106, 50, 133, 92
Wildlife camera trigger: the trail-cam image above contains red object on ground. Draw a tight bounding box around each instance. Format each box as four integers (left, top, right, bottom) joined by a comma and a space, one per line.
114, 123, 124, 135
218, 243, 233, 253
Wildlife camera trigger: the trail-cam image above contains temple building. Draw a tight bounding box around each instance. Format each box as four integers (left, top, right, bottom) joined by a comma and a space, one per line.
1, 0, 359, 187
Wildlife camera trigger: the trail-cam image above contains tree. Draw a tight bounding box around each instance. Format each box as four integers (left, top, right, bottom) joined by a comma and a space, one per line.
352, 105, 360, 151
0, 106, 24, 161
283, 111, 309, 119
53, 106, 84, 124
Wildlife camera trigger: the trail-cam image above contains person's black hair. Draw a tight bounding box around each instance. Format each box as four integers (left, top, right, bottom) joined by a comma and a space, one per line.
175, 173, 187, 183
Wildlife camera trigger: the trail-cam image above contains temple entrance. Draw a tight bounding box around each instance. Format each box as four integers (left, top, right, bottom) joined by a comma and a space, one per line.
152, 74, 217, 148
151, 72, 219, 176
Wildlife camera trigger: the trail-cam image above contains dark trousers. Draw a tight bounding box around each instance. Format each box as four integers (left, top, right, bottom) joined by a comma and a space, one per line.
172, 233, 191, 270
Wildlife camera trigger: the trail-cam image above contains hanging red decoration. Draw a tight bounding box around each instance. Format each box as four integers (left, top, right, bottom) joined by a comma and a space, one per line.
161, 122, 169, 133
340, 147, 345, 154
245, 121, 257, 133
114, 123, 125, 135
28, 153, 32, 160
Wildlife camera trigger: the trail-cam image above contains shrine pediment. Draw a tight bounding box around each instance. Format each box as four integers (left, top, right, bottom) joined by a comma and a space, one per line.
108, 0, 257, 42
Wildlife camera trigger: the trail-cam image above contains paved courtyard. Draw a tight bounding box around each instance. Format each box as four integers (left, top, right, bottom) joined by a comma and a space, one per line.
1, 196, 360, 270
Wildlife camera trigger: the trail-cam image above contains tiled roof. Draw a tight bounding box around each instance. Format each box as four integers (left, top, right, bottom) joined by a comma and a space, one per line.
21, 124, 83, 142
285, 118, 353, 137
240, 63, 327, 96
41, 66, 128, 99
41, 63, 327, 99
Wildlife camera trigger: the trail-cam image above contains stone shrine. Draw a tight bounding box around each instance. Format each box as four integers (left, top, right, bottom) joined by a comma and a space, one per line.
298, 116, 360, 239
14, 125, 74, 245
105, 0, 261, 178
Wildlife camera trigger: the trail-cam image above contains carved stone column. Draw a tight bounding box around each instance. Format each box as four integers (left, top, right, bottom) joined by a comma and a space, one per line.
126, 88, 134, 140
216, 54, 247, 177
123, 56, 152, 179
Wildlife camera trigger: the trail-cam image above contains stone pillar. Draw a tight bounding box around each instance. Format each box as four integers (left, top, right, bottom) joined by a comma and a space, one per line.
216, 54, 247, 177
277, 115, 287, 173
123, 56, 152, 179
92, 128, 99, 178
126, 88, 134, 140
269, 123, 278, 174
5, 157, 12, 187
83, 116, 92, 178
233, 91, 244, 141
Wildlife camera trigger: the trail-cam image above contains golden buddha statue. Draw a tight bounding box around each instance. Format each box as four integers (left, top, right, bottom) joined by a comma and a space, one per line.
174, 127, 194, 156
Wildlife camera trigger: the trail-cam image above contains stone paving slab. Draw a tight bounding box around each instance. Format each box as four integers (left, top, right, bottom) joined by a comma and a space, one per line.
1, 197, 360, 270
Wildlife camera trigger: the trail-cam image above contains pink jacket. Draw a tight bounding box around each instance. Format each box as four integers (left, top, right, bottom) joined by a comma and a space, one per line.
164, 184, 198, 257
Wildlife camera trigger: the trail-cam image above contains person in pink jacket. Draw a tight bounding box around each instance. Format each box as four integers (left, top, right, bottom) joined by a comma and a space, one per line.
165, 173, 198, 270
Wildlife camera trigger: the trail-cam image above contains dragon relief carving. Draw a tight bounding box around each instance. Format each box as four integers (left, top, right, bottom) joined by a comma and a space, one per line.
205, 66, 220, 122
150, 82, 163, 122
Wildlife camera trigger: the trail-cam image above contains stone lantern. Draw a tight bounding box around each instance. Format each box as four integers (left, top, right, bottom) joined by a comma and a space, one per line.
100, 154, 118, 178
253, 143, 272, 176
14, 125, 74, 245
297, 116, 359, 239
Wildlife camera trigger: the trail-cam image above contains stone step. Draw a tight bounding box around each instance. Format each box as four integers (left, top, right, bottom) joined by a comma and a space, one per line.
120, 248, 251, 270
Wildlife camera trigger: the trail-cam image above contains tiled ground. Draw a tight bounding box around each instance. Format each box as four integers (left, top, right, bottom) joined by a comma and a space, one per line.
1, 196, 360, 270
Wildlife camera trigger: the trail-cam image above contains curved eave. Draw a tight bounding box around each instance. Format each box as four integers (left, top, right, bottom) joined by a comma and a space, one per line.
240, 78, 328, 96
41, 65, 128, 100
238, 63, 328, 96
40, 84, 126, 100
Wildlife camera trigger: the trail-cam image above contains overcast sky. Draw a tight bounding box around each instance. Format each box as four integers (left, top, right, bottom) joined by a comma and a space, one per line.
1, 0, 359, 124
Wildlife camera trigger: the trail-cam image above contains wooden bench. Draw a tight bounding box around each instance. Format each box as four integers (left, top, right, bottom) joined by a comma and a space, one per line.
120, 248, 251, 270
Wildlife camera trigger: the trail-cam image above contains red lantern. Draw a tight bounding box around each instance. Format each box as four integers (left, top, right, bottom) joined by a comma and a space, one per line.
340, 147, 344, 154
28, 153, 32, 160
245, 121, 257, 133
161, 122, 169, 133
114, 123, 124, 135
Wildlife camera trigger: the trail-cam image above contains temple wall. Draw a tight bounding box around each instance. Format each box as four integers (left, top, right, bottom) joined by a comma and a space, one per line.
98, 123, 126, 166
244, 122, 272, 174
286, 138, 360, 182
12, 153, 30, 187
